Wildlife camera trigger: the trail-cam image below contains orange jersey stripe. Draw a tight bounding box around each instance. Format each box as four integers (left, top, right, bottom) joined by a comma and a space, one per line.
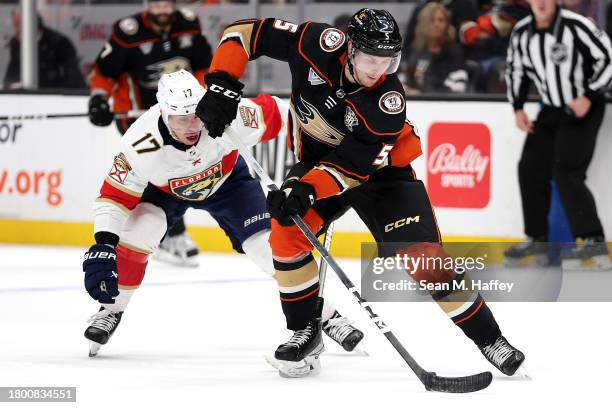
301, 168, 342, 199
454, 299, 484, 325
389, 124, 423, 167
210, 40, 249, 80
280, 287, 320, 302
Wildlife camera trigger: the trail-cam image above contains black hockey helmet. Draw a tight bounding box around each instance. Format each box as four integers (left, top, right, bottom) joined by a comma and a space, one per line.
347, 8, 402, 58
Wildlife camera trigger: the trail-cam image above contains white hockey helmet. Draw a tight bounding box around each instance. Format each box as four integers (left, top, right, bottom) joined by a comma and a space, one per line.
156, 69, 205, 127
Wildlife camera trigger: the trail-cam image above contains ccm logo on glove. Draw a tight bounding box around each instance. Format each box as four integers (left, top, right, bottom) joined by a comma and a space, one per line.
208, 84, 241, 101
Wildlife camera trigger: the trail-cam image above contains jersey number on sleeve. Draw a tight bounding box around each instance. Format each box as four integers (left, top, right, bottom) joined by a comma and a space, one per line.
273, 19, 298, 33
132, 133, 160, 154
373, 144, 394, 166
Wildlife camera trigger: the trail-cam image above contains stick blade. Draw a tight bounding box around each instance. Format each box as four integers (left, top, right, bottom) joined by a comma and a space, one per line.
425, 371, 492, 393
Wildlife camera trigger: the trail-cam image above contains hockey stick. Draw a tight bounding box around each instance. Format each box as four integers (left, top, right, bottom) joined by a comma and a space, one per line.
318, 221, 334, 294
0, 110, 146, 121
225, 127, 492, 393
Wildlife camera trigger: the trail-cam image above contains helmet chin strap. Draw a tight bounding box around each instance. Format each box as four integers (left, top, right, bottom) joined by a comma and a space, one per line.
346, 48, 364, 86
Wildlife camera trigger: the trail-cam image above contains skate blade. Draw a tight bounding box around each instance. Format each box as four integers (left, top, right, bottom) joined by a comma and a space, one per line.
278, 355, 321, 378
88, 341, 102, 358
515, 364, 532, 380
152, 250, 199, 268
264, 354, 281, 370
350, 345, 369, 356
562, 255, 612, 271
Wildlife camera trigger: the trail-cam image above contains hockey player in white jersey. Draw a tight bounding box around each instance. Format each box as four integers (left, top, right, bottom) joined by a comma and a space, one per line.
82, 70, 364, 370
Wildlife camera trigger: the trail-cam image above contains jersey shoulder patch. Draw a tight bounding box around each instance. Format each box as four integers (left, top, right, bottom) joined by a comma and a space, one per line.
347, 75, 406, 136
118, 17, 139, 35
112, 13, 147, 45
300, 22, 346, 56
178, 7, 198, 22
174, 8, 202, 32
378, 90, 405, 115
319, 27, 346, 53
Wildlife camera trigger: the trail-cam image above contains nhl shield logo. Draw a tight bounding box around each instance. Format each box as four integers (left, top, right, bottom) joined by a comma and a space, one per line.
169, 162, 223, 201
550, 43, 568, 65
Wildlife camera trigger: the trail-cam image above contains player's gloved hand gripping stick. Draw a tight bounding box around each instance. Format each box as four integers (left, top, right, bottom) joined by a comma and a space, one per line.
224, 126, 493, 393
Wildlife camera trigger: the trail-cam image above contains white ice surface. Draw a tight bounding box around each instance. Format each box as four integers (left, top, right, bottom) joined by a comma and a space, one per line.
0, 244, 609, 407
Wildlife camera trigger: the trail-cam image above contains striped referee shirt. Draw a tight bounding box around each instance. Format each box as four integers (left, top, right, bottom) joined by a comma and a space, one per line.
506, 7, 612, 110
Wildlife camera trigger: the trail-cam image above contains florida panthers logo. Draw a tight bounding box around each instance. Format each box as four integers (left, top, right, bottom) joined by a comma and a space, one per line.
169, 162, 223, 201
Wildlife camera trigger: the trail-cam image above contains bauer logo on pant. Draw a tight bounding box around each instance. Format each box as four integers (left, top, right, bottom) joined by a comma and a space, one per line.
169, 162, 223, 201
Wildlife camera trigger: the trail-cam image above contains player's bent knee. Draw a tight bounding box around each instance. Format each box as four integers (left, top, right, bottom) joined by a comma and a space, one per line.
120, 202, 168, 253
269, 209, 324, 260
242, 229, 275, 277
116, 244, 148, 288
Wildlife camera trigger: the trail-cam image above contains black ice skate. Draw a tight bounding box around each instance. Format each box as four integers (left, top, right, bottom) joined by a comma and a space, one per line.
504, 239, 549, 266
274, 319, 324, 378
322, 311, 364, 352
561, 238, 612, 271
84, 307, 123, 357
480, 336, 525, 376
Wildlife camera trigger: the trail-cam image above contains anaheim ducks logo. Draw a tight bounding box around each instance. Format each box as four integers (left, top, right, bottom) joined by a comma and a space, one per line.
141, 57, 191, 88
319, 28, 345, 52
294, 96, 345, 146
169, 162, 223, 201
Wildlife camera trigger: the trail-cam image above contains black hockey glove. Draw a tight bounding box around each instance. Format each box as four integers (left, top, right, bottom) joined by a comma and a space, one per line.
88, 94, 114, 127
83, 244, 119, 304
267, 181, 316, 227
196, 71, 244, 139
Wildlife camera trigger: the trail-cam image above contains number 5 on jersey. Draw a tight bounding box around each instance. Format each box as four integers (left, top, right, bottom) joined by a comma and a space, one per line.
373, 144, 393, 166
273, 19, 298, 33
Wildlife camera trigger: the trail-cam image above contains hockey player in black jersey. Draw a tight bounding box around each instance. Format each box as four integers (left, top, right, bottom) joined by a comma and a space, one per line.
196, 8, 525, 378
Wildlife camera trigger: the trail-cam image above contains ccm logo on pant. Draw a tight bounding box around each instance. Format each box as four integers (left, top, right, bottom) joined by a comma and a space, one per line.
384, 215, 420, 232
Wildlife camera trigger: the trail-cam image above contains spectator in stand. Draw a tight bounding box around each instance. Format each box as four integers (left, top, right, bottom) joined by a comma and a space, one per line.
403, 0, 478, 62
3, 9, 86, 89
404, 2, 468, 94
460, 0, 530, 92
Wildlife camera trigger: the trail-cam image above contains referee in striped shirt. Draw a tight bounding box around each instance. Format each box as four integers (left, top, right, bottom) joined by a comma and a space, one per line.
505, 0, 612, 266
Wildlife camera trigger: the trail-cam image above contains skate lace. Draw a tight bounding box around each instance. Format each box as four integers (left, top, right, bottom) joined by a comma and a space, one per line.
87, 309, 119, 333
323, 316, 354, 344
482, 337, 514, 367
286, 325, 313, 347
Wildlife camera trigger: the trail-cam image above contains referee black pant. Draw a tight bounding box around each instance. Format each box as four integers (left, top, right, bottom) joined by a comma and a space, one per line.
518, 96, 605, 240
